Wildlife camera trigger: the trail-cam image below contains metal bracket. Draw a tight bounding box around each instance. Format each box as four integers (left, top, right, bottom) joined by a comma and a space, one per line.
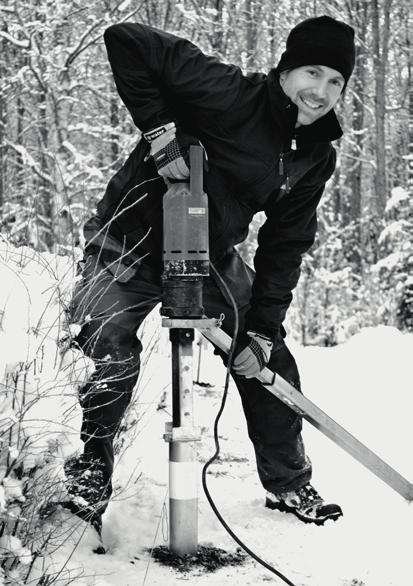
163, 421, 202, 443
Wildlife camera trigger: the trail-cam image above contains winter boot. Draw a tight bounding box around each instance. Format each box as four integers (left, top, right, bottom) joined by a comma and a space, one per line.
40, 454, 109, 553
39, 499, 106, 555
265, 483, 343, 526
63, 453, 110, 514
56, 499, 106, 554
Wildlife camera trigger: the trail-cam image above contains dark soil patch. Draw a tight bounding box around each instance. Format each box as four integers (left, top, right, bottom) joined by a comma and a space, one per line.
193, 381, 215, 388
149, 544, 248, 573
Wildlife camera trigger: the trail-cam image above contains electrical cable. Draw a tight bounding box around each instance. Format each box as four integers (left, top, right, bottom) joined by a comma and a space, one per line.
200, 261, 296, 586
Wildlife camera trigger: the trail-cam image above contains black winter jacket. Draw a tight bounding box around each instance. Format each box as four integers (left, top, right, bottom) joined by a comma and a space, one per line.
84, 23, 343, 338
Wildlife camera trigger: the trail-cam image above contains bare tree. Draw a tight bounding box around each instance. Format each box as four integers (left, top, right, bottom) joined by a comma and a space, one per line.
371, 0, 392, 216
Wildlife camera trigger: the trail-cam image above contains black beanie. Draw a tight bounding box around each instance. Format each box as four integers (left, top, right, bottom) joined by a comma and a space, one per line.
277, 16, 356, 86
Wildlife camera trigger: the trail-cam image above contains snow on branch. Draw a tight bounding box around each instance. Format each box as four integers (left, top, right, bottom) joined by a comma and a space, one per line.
385, 186, 409, 214
0, 30, 30, 49
5, 141, 53, 185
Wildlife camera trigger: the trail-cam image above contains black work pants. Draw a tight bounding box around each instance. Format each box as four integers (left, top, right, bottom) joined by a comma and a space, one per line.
70, 251, 312, 515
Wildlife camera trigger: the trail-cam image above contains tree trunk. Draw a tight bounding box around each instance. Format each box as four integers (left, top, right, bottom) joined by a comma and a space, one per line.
346, 0, 369, 268
244, 0, 256, 68
330, 165, 341, 223
408, 17, 413, 191
210, 0, 225, 55
37, 89, 53, 250
350, 0, 368, 223
372, 0, 392, 216
0, 33, 5, 209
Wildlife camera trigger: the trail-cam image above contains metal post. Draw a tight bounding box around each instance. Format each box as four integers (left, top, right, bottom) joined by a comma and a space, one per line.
161, 145, 208, 554
167, 328, 198, 555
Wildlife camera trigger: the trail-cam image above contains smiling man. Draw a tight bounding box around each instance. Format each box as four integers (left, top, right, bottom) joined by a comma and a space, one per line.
67, 15, 356, 541
279, 65, 345, 126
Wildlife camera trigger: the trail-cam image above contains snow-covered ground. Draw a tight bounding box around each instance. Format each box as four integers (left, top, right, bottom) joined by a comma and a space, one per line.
0, 242, 412, 586
85, 326, 413, 586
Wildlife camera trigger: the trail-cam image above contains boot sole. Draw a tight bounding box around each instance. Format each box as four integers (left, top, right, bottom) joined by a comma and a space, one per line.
265, 497, 343, 526
40, 501, 106, 554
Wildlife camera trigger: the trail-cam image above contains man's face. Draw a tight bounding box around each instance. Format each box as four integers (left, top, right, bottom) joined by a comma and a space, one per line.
279, 65, 345, 127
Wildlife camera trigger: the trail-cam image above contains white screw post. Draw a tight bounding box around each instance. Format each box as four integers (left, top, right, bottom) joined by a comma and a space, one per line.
167, 328, 198, 555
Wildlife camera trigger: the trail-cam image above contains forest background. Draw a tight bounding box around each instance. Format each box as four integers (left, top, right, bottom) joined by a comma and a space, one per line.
0, 0, 412, 345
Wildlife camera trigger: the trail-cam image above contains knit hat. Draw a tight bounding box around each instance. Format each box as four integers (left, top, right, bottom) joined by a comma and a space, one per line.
277, 16, 356, 87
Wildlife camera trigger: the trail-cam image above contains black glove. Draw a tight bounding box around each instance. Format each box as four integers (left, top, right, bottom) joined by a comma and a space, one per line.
233, 331, 273, 378
143, 122, 201, 180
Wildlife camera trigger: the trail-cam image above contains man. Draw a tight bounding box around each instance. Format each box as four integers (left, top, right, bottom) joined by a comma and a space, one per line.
66, 15, 355, 537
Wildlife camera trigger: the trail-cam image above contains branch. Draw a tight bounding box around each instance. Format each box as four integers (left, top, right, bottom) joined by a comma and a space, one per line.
5, 140, 53, 185
341, 151, 377, 169
64, 22, 102, 69
63, 0, 146, 72
112, 2, 146, 20
0, 30, 29, 49
61, 82, 112, 103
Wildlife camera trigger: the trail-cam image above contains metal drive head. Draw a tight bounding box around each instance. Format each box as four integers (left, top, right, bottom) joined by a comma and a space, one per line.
161, 145, 210, 317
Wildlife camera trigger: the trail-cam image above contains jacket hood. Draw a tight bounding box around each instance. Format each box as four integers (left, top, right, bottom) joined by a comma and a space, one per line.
266, 68, 343, 147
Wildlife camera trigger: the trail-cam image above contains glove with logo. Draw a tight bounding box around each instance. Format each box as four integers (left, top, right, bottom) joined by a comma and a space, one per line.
232, 331, 273, 379
143, 122, 200, 180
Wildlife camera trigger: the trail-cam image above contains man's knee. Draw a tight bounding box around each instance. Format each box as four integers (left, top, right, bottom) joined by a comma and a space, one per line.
75, 321, 141, 440
80, 376, 136, 443
74, 320, 142, 362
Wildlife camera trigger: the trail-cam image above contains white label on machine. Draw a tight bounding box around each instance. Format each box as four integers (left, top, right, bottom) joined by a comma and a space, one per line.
169, 461, 198, 499
188, 207, 205, 215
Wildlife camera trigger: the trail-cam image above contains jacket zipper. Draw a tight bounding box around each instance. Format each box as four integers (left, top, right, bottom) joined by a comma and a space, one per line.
279, 153, 284, 176
278, 152, 291, 194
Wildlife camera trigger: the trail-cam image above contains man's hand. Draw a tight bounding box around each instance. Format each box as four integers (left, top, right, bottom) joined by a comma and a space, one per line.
232, 331, 273, 378
143, 122, 200, 180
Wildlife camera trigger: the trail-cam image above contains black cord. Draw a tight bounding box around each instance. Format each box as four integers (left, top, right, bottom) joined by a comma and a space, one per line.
200, 262, 296, 586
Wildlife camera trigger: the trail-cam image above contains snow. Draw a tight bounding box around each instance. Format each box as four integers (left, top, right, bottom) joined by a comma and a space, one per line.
0, 241, 412, 585
378, 219, 409, 245
88, 326, 412, 586
373, 251, 404, 273
384, 187, 409, 214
